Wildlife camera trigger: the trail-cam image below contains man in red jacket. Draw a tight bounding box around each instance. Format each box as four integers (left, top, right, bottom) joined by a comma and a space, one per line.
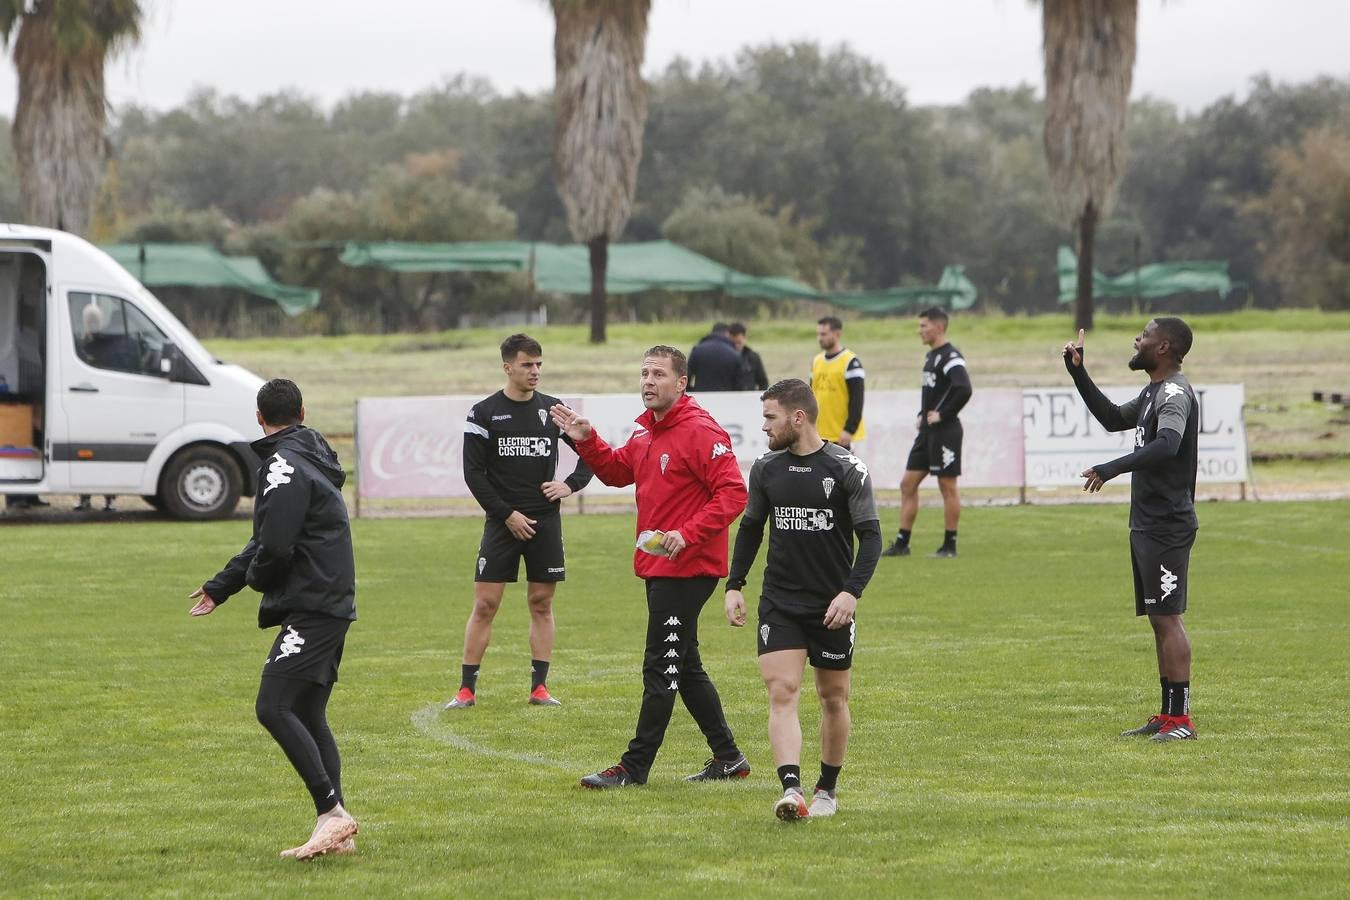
551, 345, 750, 788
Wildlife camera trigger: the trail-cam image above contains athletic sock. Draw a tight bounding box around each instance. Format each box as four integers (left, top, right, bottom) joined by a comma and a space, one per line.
461, 664, 480, 693
777, 764, 802, 792
942, 529, 957, 550
817, 763, 842, 794
531, 659, 550, 691
895, 529, 911, 548
1160, 676, 1169, 715
1166, 680, 1190, 718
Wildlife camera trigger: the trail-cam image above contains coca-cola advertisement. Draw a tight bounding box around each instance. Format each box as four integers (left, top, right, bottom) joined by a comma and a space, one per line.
356, 396, 475, 498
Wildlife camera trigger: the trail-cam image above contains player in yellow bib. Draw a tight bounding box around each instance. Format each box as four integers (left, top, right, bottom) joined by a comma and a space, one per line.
809, 316, 865, 448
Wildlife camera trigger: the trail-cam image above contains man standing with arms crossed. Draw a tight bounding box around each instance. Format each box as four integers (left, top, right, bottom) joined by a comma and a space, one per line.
810, 316, 865, 450
446, 334, 592, 710
1063, 318, 1201, 742
551, 345, 750, 788
884, 307, 972, 559
725, 379, 881, 820
189, 378, 359, 860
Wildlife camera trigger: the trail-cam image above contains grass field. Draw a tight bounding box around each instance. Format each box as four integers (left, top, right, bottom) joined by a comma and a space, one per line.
3, 502, 1348, 897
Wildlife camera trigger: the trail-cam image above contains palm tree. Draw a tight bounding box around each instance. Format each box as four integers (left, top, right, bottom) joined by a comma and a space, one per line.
1042, 0, 1137, 331
551, 0, 650, 343
0, 0, 142, 236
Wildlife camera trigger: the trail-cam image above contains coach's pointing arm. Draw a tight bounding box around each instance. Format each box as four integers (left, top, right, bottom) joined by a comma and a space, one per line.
1062, 329, 1136, 433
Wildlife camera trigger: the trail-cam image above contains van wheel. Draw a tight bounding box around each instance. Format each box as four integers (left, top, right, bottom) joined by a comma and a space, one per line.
161, 446, 242, 520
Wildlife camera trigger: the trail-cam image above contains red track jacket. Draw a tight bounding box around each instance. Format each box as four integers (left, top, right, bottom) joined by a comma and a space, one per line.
575, 394, 747, 579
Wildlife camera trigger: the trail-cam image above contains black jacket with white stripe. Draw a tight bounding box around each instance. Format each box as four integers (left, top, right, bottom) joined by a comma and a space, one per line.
204, 424, 356, 628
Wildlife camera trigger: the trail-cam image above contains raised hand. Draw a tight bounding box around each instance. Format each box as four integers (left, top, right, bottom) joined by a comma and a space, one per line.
1062, 328, 1085, 367
548, 403, 593, 442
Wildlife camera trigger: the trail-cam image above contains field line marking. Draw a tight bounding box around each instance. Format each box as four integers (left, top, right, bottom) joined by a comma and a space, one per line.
410, 704, 578, 769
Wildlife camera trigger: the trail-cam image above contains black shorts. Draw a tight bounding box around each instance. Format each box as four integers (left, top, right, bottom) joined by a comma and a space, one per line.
1130, 529, 1196, 616
757, 598, 855, 670
905, 421, 963, 477
262, 612, 351, 685
476, 510, 566, 583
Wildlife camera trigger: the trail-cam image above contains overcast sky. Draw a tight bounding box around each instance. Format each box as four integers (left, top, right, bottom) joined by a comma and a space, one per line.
1, 0, 1346, 116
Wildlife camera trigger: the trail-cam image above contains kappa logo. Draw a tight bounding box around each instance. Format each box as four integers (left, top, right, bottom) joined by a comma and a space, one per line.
663, 616, 682, 626
760, 624, 770, 645
478, 556, 487, 575
660, 453, 670, 475
711, 442, 730, 459
1163, 382, 1185, 400
538, 408, 548, 425
841, 452, 869, 485
820, 650, 847, 660
273, 625, 305, 661
263, 453, 295, 496
663, 665, 679, 675
667, 680, 679, 691
1160, 564, 1178, 600
941, 446, 956, 470
664, 648, 679, 658
788, 465, 813, 473
664, 632, 679, 643
491, 414, 513, 421
821, 476, 835, 499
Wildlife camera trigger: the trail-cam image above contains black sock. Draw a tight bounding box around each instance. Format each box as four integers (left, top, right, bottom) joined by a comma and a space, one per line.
531, 659, 550, 690
461, 664, 480, 693
777, 764, 801, 792
817, 762, 842, 794
1166, 681, 1190, 717
942, 529, 957, 549
1160, 676, 1169, 714
895, 528, 911, 547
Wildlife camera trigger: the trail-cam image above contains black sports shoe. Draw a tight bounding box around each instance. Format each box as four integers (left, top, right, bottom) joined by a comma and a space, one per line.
931, 546, 958, 558
1120, 714, 1166, 737
684, 752, 751, 782
580, 764, 638, 789
880, 541, 911, 557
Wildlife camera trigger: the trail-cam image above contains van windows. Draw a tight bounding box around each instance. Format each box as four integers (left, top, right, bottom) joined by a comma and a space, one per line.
69, 292, 168, 377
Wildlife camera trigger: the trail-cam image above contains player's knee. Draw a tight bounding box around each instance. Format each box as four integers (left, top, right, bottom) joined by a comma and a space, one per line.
819, 688, 851, 713
764, 677, 800, 707
527, 592, 553, 615
471, 596, 503, 619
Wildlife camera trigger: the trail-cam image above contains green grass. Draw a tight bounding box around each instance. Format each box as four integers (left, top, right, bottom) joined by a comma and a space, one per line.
204, 309, 1350, 483
3, 503, 1348, 897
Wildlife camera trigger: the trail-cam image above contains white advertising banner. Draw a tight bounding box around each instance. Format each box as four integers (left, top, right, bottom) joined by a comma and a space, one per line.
1021, 383, 1248, 487
357, 388, 1028, 501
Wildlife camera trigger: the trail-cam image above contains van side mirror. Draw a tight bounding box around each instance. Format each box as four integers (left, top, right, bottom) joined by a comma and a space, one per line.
160, 342, 210, 386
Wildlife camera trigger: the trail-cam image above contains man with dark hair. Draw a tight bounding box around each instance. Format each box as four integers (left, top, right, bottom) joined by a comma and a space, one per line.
725, 379, 880, 821
1062, 317, 1201, 743
728, 322, 769, 391
687, 322, 744, 392
446, 333, 592, 710
551, 345, 749, 788
189, 378, 359, 860
810, 316, 864, 449
883, 307, 972, 559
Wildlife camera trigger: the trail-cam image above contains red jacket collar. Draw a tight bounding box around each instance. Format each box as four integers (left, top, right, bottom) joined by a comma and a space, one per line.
636, 392, 700, 432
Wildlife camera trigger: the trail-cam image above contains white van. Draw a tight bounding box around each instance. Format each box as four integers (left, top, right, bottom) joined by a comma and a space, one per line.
0, 224, 266, 519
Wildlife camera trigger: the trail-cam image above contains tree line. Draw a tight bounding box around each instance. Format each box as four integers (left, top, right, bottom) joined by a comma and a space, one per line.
2, 41, 1348, 330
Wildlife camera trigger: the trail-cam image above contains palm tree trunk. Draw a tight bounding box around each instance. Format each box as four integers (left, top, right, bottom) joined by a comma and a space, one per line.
1076, 199, 1096, 332
587, 235, 608, 343
11, 4, 108, 235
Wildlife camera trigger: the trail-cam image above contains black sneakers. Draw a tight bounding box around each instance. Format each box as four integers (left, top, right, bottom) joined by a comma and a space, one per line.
580, 764, 638, 789
1120, 714, 1167, 737
685, 752, 751, 782
880, 541, 911, 557
931, 546, 958, 558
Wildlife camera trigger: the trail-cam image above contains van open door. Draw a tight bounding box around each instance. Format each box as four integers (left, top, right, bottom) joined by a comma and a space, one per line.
0, 251, 47, 488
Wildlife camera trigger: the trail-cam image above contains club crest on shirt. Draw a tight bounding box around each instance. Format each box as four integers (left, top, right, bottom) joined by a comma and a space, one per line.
538, 408, 548, 425
660, 453, 670, 474
760, 624, 770, 645
821, 476, 835, 499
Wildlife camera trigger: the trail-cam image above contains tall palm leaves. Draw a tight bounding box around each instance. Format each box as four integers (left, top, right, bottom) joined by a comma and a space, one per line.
1042, 0, 1137, 330
551, 0, 650, 343
0, 0, 142, 236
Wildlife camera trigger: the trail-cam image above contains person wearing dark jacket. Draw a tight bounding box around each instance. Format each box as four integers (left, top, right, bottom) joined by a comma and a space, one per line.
189, 378, 359, 861
551, 345, 750, 789
729, 322, 769, 391
686, 323, 744, 392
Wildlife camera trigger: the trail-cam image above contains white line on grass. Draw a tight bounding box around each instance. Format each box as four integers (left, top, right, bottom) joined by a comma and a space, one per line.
409, 703, 579, 769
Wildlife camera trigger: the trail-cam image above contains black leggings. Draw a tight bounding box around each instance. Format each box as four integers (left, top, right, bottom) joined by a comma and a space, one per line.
255, 676, 343, 815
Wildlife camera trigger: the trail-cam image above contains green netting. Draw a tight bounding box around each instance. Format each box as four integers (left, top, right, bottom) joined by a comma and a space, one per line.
339, 241, 530, 273
1056, 246, 1232, 304
101, 243, 320, 316
828, 265, 977, 313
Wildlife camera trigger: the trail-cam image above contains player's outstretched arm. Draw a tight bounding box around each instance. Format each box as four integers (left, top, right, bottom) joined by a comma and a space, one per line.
188, 586, 218, 616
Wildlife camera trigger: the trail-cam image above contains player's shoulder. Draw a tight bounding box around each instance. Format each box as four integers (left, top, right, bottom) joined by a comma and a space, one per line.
844, 351, 863, 369
822, 442, 871, 481
750, 447, 787, 475
945, 343, 965, 360
1160, 374, 1195, 402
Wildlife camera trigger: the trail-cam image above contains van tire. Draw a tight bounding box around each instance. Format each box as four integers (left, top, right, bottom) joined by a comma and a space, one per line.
160, 446, 242, 520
